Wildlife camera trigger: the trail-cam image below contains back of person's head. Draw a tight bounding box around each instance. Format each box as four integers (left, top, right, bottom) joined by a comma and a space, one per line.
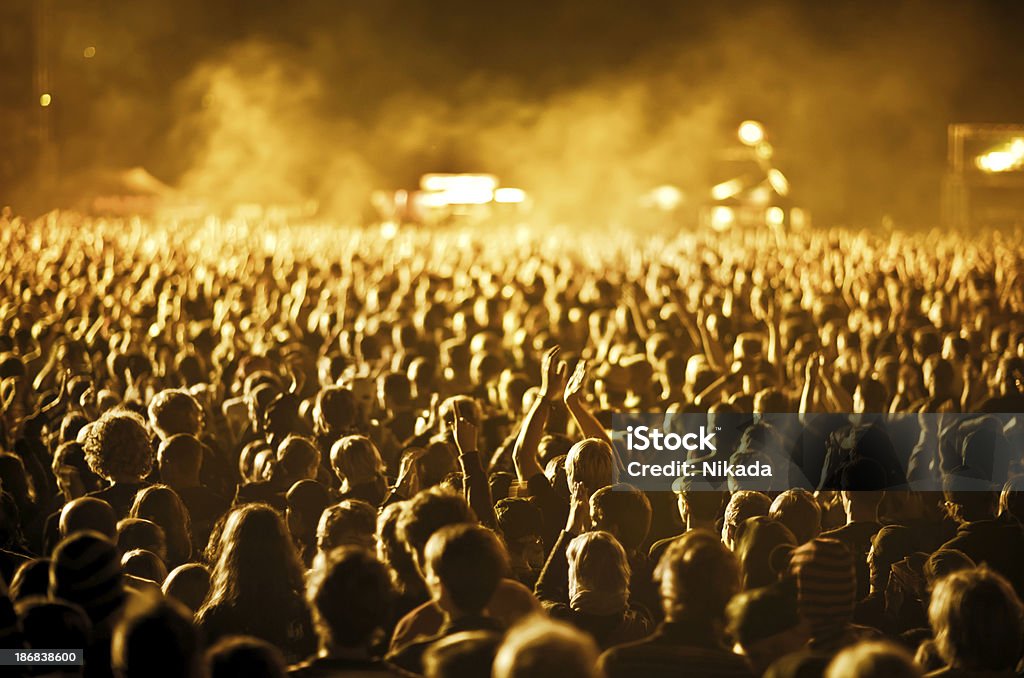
330, 435, 385, 487
112, 595, 200, 678
825, 640, 921, 678
121, 549, 168, 584
839, 457, 886, 509
53, 440, 103, 496
868, 525, 916, 591
589, 483, 652, 554
439, 396, 482, 432
726, 584, 806, 674
60, 497, 117, 540
9, 558, 52, 601
317, 499, 378, 552
493, 615, 599, 678
415, 441, 457, 489
566, 530, 630, 614
286, 479, 333, 541
83, 410, 153, 483
565, 439, 614, 494
769, 490, 821, 545
929, 566, 1023, 672
999, 475, 1024, 522
424, 523, 507, 616
117, 518, 167, 561
15, 597, 92, 652
313, 386, 356, 436
148, 389, 203, 439
788, 537, 856, 637
205, 636, 286, 678
734, 516, 797, 589
307, 546, 392, 650
494, 498, 543, 548
723, 491, 772, 548
162, 563, 211, 613
275, 435, 321, 484
923, 549, 974, 589
656, 529, 740, 623
50, 531, 126, 624
423, 630, 501, 678
130, 484, 191, 565
157, 433, 204, 486
397, 487, 476, 568
675, 477, 725, 525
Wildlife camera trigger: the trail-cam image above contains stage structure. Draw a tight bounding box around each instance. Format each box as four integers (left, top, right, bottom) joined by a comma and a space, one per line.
944, 123, 1024, 229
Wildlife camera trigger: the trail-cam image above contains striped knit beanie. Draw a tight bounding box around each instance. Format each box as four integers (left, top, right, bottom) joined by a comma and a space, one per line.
50, 531, 126, 624
787, 537, 856, 637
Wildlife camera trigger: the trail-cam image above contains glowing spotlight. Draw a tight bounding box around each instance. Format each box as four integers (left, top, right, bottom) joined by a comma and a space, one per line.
648, 185, 684, 211
738, 120, 765, 146
710, 206, 735, 232
39, 93, 52, 107
494, 187, 527, 204
766, 206, 785, 227
767, 168, 790, 196
976, 138, 1024, 173
83, 46, 96, 58
711, 178, 744, 201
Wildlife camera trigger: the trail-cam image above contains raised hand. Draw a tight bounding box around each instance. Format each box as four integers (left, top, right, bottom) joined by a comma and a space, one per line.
539, 345, 568, 403
564, 359, 588, 405
453, 414, 479, 454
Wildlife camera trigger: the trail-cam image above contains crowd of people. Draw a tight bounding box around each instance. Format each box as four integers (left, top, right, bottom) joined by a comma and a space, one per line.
1, 210, 1024, 678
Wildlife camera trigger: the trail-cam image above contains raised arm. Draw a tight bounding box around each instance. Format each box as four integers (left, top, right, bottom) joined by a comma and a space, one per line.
453, 414, 496, 529
563, 360, 623, 476
513, 346, 566, 482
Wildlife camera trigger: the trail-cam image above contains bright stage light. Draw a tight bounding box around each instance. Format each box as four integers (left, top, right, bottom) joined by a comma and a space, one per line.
494, 187, 527, 203
976, 138, 1024, 173
39, 93, 52, 107
84, 46, 96, 58
710, 206, 735, 231
738, 120, 765, 146
767, 168, 790, 196
711, 178, 744, 201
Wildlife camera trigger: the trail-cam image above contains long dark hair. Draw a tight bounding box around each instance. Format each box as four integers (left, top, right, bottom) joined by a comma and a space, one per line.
199, 504, 305, 615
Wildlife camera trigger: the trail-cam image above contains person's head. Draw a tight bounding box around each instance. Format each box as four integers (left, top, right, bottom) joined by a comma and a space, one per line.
397, 487, 476, 573
734, 516, 797, 590
205, 636, 286, 678
674, 477, 725, 529
286, 479, 334, 547
50, 531, 126, 625
788, 537, 856, 640
656, 529, 740, 625
727, 584, 809, 675
317, 499, 378, 553
838, 458, 887, 521
589, 483, 652, 555
53, 441, 103, 499
378, 371, 413, 411
203, 504, 305, 612
84, 410, 154, 483
9, 558, 52, 601
825, 640, 921, 678
423, 523, 507, 617
122, 549, 168, 584
923, 549, 975, 591
0, 452, 33, 505
868, 525, 916, 592
330, 435, 385, 489
564, 439, 614, 496
162, 563, 211, 613
929, 567, 1023, 672
494, 498, 545, 571
130, 485, 191, 566
423, 630, 501, 678
307, 546, 392, 651
853, 379, 889, 414
15, 597, 92, 654
999, 475, 1024, 522
769, 490, 821, 545
493, 616, 600, 678
942, 483, 998, 524
148, 389, 203, 440
415, 441, 458, 490
157, 434, 204, 488
112, 596, 201, 678
439, 396, 482, 434
116, 518, 167, 561
313, 386, 357, 438
722, 491, 772, 549
566, 530, 630, 615
60, 497, 117, 540
275, 435, 321, 485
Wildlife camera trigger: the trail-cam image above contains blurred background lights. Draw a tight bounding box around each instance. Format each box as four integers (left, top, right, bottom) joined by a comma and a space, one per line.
83, 46, 97, 58
738, 120, 765, 146
39, 93, 52, 107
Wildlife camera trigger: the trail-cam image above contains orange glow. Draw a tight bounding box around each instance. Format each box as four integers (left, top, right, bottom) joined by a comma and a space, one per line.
976, 138, 1024, 173
711, 178, 744, 201
39, 93, 52, 107
83, 46, 97, 58
738, 120, 765, 146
